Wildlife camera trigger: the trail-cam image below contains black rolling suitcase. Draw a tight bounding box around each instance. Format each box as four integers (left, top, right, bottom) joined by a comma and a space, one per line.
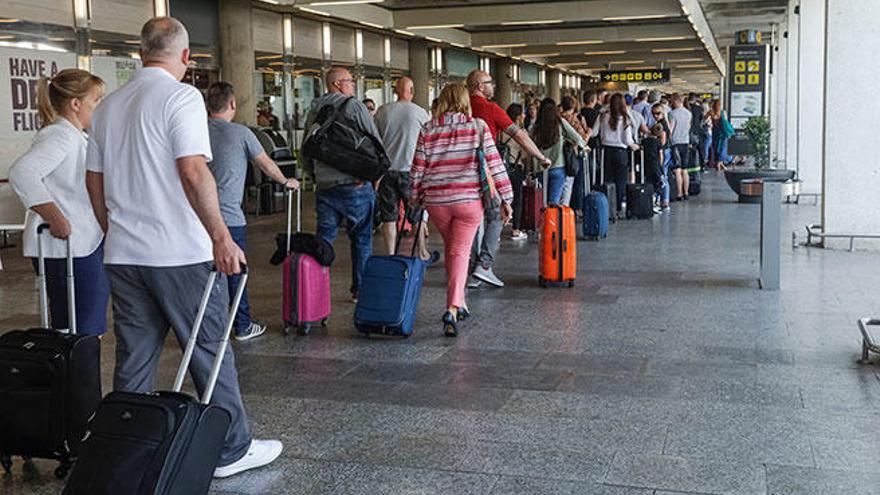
596, 148, 618, 222
0, 224, 101, 479
63, 266, 249, 495
626, 148, 655, 219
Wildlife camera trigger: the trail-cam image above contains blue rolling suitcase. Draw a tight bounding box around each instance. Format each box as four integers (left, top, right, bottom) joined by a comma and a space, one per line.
582, 149, 609, 239
355, 214, 430, 338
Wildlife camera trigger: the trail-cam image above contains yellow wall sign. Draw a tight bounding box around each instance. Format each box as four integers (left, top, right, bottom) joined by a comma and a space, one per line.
600, 69, 670, 83
735, 61, 746, 72
747, 61, 760, 72
748, 74, 760, 85
734, 74, 746, 85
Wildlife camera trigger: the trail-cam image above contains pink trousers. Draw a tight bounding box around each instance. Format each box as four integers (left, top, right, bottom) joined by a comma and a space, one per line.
427, 200, 483, 310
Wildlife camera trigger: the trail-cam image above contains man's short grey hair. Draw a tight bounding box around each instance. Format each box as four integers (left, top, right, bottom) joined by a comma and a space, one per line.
141, 17, 189, 61
648, 90, 661, 103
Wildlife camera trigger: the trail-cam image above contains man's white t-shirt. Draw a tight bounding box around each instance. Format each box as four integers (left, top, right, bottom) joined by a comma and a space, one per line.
86, 67, 214, 267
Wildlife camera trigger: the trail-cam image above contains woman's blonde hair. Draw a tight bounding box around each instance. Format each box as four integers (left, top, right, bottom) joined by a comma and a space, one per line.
433, 83, 471, 119
37, 69, 105, 126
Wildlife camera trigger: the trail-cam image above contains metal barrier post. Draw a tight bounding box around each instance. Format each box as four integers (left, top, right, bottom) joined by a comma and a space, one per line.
760, 182, 782, 290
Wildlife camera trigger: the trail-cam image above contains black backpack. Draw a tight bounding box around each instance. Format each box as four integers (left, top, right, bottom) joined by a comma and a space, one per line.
302, 97, 390, 182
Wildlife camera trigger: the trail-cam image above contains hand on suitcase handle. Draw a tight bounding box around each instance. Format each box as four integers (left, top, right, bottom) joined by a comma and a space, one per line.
37, 215, 71, 239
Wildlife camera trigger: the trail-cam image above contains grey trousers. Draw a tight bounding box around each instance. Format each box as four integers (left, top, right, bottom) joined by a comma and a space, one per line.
105, 262, 251, 466
470, 206, 503, 270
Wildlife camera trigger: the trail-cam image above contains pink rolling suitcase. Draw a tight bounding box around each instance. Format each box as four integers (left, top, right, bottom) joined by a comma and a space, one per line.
282, 190, 331, 335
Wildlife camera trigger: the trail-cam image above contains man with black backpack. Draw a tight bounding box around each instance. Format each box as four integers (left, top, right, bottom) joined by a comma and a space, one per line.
303, 67, 387, 303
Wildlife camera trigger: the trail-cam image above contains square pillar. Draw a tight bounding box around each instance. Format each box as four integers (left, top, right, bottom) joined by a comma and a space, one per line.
795, 0, 825, 193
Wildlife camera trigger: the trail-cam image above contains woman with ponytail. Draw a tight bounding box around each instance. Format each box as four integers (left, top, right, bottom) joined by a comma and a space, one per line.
8, 68, 109, 335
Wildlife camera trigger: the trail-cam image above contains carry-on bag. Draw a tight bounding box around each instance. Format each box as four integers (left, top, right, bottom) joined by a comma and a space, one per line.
539, 170, 576, 287
687, 166, 702, 196
282, 189, 331, 335
595, 148, 618, 223
521, 180, 542, 232
0, 224, 101, 479
355, 213, 431, 338
626, 148, 655, 219
582, 149, 610, 239
63, 266, 249, 495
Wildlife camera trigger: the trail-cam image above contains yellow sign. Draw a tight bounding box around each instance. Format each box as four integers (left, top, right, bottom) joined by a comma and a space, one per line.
747, 61, 760, 72
635, 72, 643, 81
748, 74, 760, 85
600, 70, 670, 83
735, 61, 746, 72
734, 74, 746, 85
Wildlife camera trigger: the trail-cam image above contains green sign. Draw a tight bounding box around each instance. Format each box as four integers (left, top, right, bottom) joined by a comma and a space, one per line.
599, 69, 669, 83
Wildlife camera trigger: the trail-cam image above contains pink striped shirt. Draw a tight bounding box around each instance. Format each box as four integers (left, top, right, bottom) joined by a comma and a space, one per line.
410, 112, 513, 207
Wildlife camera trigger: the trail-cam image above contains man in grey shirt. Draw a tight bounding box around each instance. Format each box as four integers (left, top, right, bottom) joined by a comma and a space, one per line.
303, 67, 384, 302
667, 93, 693, 201
374, 76, 430, 255
206, 82, 298, 340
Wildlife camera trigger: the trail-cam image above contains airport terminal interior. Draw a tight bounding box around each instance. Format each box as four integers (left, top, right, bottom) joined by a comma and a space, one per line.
1, 0, 879, 494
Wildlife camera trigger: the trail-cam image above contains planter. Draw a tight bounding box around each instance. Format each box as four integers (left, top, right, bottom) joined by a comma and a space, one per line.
724, 168, 796, 203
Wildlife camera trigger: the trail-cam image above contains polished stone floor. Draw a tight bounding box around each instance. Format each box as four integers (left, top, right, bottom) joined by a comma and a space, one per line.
2, 173, 880, 494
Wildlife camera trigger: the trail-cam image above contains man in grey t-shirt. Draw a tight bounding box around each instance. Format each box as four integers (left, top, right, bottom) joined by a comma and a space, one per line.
206, 82, 298, 340
374, 77, 430, 255
667, 93, 693, 200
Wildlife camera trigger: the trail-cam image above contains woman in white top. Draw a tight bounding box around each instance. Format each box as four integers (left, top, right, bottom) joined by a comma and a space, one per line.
592, 93, 640, 211
9, 69, 109, 335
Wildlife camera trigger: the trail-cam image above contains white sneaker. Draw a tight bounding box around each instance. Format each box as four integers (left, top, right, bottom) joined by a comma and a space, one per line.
213, 439, 283, 478
234, 322, 267, 341
510, 231, 528, 241
466, 276, 483, 289
472, 266, 504, 287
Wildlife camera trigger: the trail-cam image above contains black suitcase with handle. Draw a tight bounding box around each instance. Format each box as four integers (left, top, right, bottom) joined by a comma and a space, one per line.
63, 266, 249, 495
0, 224, 101, 479
625, 149, 655, 219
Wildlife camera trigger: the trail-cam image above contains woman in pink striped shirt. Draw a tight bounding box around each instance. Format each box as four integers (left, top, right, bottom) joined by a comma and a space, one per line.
410, 84, 513, 337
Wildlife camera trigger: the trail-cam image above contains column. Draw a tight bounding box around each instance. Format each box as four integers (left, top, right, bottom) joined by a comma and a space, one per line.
784, 0, 799, 177
795, 0, 825, 193
219, 0, 256, 126
409, 40, 430, 111
495, 58, 513, 109
821, 0, 880, 249
547, 69, 561, 102
770, 23, 787, 164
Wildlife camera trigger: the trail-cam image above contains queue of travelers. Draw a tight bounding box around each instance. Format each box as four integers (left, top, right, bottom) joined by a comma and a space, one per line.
5, 13, 739, 484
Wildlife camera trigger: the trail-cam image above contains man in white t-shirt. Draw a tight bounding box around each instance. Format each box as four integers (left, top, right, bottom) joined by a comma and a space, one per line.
85, 17, 281, 479
374, 76, 430, 255
667, 93, 693, 201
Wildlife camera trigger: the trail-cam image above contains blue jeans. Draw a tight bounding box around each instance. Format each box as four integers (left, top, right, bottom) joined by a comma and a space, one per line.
227, 226, 252, 333
662, 149, 672, 204
546, 167, 567, 205
30, 242, 110, 336
714, 135, 732, 164
316, 184, 375, 295
701, 134, 712, 167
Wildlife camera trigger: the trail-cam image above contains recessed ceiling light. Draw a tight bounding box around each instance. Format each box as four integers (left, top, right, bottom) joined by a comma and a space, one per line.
610, 60, 645, 64
124, 39, 141, 45
393, 29, 415, 36
584, 50, 626, 56
669, 57, 704, 62
480, 43, 527, 49
0, 18, 20, 23
296, 6, 331, 16
676, 64, 708, 68
425, 36, 443, 42
636, 36, 688, 42
407, 24, 464, 30
602, 14, 670, 21
257, 0, 279, 4
0, 35, 14, 40
520, 52, 560, 58
191, 53, 213, 58
501, 19, 563, 26
359, 21, 386, 29
652, 47, 700, 53
556, 40, 603, 46
310, 0, 384, 5
626, 66, 658, 70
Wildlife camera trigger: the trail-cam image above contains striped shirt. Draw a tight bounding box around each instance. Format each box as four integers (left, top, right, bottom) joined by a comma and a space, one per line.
410, 112, 513, 207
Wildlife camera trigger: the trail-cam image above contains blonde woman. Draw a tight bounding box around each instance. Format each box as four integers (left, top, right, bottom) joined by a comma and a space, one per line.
410, 84, 513, 337
9, 69, 109, 335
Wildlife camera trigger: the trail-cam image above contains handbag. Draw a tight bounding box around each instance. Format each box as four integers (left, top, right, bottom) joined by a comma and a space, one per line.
721, 111, 736, 138
475, 120, 502, 212
563, 141, 580, 177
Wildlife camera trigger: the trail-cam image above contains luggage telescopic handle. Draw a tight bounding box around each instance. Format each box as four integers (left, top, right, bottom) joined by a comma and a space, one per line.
542, 168, 549, 208
599, 148, 605, 184
285, 187, 302, 253
36, 223, 76, 334
394, 208, 426, 257
173, 264, 249, 404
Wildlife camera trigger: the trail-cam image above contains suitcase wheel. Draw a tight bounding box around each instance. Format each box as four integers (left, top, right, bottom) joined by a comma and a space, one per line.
283, 326, 291, 336
0, 453, 11, 474
321, 318, 329, 327
568, 281, 575, 288
300, 324, 311, 336
538, 277, 547, 288
54, 461, 72, 479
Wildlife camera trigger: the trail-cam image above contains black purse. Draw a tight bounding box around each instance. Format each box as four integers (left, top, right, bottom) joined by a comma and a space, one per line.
563, 141, 580, 177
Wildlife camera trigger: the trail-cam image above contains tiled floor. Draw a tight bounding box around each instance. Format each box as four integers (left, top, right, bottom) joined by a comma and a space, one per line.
2, 172, 880, 494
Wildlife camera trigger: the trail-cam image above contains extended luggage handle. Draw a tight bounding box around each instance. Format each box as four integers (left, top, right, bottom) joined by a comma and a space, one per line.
394, 208, 427, 258
173, 264, 249, 405
629, 147, 646, 185
285, 188, 303, 253
36, 223, 76, 334
542, 168, 548, 208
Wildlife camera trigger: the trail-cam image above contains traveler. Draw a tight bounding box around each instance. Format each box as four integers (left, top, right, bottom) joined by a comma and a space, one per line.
410, 83, 513, 337
501, 103, 528, 241
374, 77, 431, 256
8, 69, 110, 336
532, 97, 587, 206
205, 81, 299, 341
525, 100, 539, 132
708, 99, 734, 170
700, 98, 713, 170
591, 93, 639, 211
688, 93, 707, 168
649, 103, 672, 209
631, 90, 651, 124
363, 98, 377, 118
596, 89, 610, 111
667, 93, 692, 201
85, 17, 281, 477
643, 90, 662, 126
303, 67, 383, 302
559, 95, 591, 207
256, 100, 279, 130
641, 103, 668, 211
580, 91, 601, 181
465, 70, 550, 288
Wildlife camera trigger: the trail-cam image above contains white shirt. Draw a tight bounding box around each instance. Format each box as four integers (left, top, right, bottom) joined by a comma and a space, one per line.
668, 107, 693, 145
592, 113, 635, 149
9, 118, 104, 259
86, 67, 213, 267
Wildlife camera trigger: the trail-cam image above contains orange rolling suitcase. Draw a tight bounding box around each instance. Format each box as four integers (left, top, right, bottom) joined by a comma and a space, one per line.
538, 170, 577, 287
